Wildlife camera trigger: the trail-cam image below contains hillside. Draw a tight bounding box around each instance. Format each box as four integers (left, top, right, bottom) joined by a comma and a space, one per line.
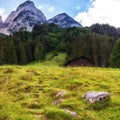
0, 64, 120, 120
0, 24, 117, 67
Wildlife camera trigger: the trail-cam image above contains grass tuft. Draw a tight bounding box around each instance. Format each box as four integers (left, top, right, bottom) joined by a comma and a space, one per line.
45, 108, 73, 120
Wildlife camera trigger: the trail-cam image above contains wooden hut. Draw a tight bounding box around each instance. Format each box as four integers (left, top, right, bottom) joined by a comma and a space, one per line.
65, 56, 94, 67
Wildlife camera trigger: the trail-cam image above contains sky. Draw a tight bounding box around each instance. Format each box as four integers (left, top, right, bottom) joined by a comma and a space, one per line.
0, 0, 120, 28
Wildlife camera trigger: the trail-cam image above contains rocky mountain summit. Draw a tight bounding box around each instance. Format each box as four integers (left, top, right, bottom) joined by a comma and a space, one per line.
2, 0, 46, 34
47, 13, 82, 28
0, 1, 82, 35
0, 16, 3, 24
0, 16, 5, 34
0, 16, 3, 28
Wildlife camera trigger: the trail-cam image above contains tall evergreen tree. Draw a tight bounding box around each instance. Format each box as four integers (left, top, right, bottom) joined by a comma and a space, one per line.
17, 43, 27, 65
5, 40, 17, 64
34, 45, 40, 61
109, 39, 120, 68
0, 40, 5, 64
25, 42, 33, 62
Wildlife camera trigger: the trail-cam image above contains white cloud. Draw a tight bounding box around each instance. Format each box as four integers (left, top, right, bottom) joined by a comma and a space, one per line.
0, 8, 7, 21
75, 0, 120, 27
38, 4, 55, 13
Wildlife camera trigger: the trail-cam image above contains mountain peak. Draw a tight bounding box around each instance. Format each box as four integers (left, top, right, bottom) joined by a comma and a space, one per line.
47, 13, 82, 28
3, 0, 46, 34
17, 0, 35, 11
59, 13, 68, 16
22, 0, 34, 5
18, 0, 34, 7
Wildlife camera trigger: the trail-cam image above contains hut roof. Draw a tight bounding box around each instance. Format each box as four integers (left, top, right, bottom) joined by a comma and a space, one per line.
64, 56, 94, 66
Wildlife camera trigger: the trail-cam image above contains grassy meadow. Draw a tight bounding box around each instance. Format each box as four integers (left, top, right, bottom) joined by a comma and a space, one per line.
0, 61, 120, 120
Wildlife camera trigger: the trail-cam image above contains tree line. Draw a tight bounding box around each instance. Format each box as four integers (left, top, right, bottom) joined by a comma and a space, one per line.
0, 23, 120, 67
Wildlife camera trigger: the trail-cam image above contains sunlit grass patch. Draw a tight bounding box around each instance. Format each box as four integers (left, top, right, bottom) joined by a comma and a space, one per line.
0, 64, 120, 120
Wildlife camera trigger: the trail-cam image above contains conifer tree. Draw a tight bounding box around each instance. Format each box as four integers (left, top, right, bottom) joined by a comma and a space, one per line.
109, 39, 120, 68
17, 43, 27, 65
34, 45, 40, 61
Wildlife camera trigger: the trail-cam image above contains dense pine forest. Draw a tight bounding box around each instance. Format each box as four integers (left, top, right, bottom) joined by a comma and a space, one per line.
0, 23, 120, 67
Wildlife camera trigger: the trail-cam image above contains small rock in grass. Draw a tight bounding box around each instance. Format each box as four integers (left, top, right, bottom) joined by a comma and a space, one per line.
63, 109, 78, 117
56, 91, 66, 98
83, 91, 110, 103
52, 98, 64, 105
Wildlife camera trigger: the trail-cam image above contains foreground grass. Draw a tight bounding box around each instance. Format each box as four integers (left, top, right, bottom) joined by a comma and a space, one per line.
0, 64, 120, 120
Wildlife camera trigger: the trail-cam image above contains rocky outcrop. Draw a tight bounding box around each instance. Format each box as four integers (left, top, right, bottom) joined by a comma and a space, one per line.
83, 91, 110, 103
0, 16, 3, 28
0, 16, 5, 34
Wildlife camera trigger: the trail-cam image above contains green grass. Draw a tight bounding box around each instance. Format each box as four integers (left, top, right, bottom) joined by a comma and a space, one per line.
0, 64, 120, 120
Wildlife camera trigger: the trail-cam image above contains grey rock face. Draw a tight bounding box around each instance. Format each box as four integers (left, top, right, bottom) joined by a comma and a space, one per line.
3, 0, 46, 34
47, 13, 82, 28
83, 91, 110, 103
0, 16, 5, 34
0, 16, 3, 27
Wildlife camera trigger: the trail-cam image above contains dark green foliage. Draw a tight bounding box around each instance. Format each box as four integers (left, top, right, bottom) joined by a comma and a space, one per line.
91, 23, 120, 40
63, 27, 114, 67
109, 39, 120, 68
0, 38, 17, 65
0, 40, 5, 64
0, 23, 118, 67
24, 42, 33, 62
34, 45, 40, 61
17, 43, 27, 65
5, 40, 17, 64
91, 34, 114, 67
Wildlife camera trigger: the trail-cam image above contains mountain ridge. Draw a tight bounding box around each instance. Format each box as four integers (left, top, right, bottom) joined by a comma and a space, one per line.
0, 16, 3, 28
0, 0, 82, 35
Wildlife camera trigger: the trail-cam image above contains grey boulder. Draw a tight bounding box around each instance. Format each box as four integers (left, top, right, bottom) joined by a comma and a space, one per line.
83, 91, 110, 103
